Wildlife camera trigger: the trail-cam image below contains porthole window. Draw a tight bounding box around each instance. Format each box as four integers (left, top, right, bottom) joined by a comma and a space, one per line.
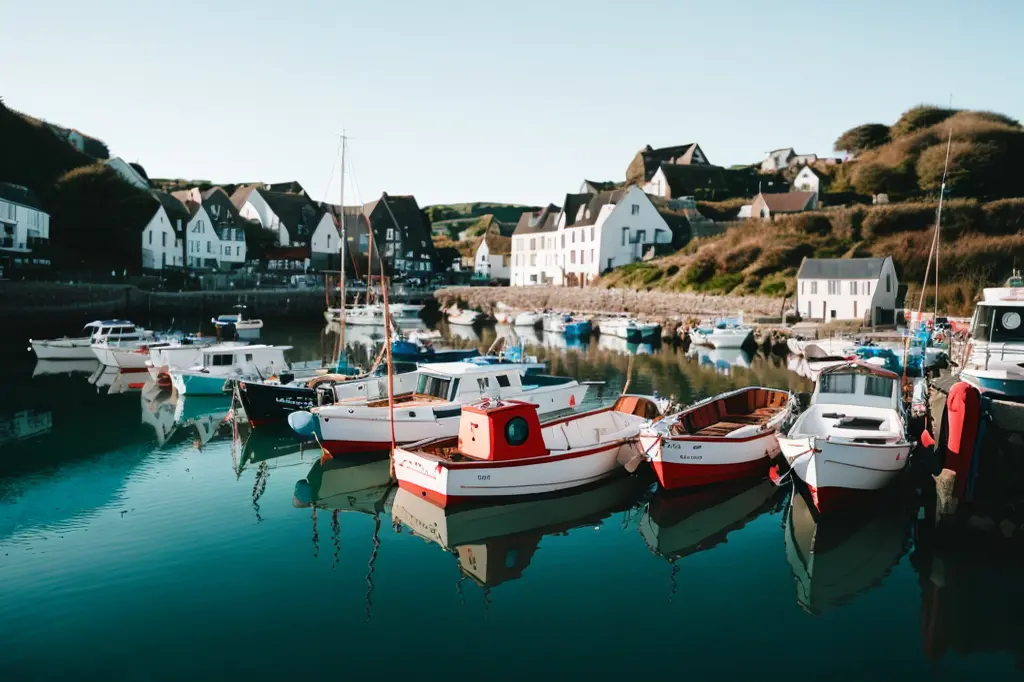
505, 417, 529, 446
1002, 311, 1021, 330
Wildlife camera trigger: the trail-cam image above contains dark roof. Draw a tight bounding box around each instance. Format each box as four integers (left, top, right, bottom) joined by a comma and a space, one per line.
582, 179, 622, 193
151, 191, 190, 231
170, 190, 201, 216
363, 193, 436, 261
512, 204, 561, 236
265, 181, 307, 196
264, 246, 309, 261
562, 193, 594, 227
261, 191, 320, 241
637, 143, 707, 180
0, 182, 44, 211
656, 163, 728, 197
757, 191, 816, 213
201, 187, 242, 227
570, 189, 629, 228
436, 246, 461, 264
797, 257, 888, 280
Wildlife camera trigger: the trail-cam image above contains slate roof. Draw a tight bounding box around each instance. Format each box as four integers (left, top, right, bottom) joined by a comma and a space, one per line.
0, 182, 45, 211
570, 189, 629, 228
151, 191, 190, 232
201, 187, 242, 227
636, 143, 707, 180
656, 163, 727, 197
265, 181, 307, 195
797, 257, 888, 280
562, 193, 594, 227
261, 191, 320, 241
512, 204, 561, 236
363, 193, 436, 262
757, 191, 816, 213
581, 179, 622, 193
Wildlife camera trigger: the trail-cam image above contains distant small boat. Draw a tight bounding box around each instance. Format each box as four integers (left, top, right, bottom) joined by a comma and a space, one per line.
393, 394, 662, 507
448, 309, 482, 326
212, 306, 263, 339
688, 317, 753, 349
543, 313, 592, 338
598, 316, 641, 341
639, 386, 792, 489
513, 311, 543, 328
30, 320, 153, 361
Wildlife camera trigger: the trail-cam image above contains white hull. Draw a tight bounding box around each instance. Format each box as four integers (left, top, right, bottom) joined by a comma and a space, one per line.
29, 337, 95, 360
688, 327, 753, 349
513, 312, 543, 327
92, 344, 151, 369
448, 311, 481, 326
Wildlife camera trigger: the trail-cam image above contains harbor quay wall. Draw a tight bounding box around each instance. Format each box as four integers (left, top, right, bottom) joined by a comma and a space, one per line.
434, 286, 785, 321
0, 281, 330, 326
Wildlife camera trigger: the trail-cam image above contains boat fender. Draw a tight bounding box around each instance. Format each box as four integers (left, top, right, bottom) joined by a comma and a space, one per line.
943, 381, 981, 503
288, 411, 320, 439
292, 479, 312, 508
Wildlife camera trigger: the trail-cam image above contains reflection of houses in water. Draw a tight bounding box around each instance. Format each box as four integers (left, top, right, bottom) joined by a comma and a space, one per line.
687, 346, 753, 376
0, 409, 54, 445
391, 475, 647, 590
639, 479, 778, 562
784, 489, 912, 614
32, 359, 100, 378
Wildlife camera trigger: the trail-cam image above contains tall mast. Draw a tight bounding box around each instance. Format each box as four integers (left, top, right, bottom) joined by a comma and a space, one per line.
338, 132, 347, 355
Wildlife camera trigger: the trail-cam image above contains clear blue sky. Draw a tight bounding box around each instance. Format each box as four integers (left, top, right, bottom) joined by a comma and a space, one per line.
5, 0, 1022, 206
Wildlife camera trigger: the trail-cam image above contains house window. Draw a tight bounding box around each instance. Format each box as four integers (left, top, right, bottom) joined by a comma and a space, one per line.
827, 280, 840, 295
570, 251, 576, 264
607, 258, 613, 270
866, 282, 871, 295
162, 233, 167, 247
800, 281, 804, 295
811, 281, 818, 295
561, 235, 565, 248
530, 238, 535, 250
386, 228, 394, 240
148, 231, 153, 245
207, 242, 212, 253
571, 231, 576, 244
851, 281, 858, 295
631, 204, 639, 216
530, 254, 536, 266
590, 227, 595, 241
621, 227, 629, 246
591, 249, 595, 263
886, 274, 891, 292
326, 234, 331, 249
236, 246, 241, 256
636, 230, 646, 243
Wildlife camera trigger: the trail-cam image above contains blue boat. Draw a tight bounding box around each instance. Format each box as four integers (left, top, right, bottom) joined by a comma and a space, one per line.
390, 339, 479, 364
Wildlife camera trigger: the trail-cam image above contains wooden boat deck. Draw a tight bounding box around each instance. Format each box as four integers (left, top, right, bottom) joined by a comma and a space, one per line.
673, 388, 789, 437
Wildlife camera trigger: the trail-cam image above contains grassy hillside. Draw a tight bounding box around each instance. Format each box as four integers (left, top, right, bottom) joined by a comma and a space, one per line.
598, 198, 1024, 316
425, 201, 540, 225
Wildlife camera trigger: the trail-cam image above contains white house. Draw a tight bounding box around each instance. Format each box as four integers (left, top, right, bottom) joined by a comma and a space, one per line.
104, 157, 149, 189
474, 229, 511, 282
796, 257, 900, 324
185, 205, 221, 269
0, 182, 50, 273
232, 186, 318, 250
310, 211, 339, 270
793, 166, 822, 195
142, 192, 187, 270
511, 188, 673, 287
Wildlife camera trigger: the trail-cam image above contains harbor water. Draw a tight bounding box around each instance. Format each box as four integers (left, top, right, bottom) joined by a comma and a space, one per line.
1, 320, 1022, 681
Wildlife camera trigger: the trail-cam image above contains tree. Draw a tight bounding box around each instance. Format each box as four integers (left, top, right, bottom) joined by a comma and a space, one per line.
916, 140, 1013, 197
834, 123, 890, 154
852, 163, 897, 195
891, 105, 957, 138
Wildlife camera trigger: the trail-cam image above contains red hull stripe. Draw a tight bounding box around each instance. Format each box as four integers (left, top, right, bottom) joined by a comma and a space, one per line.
651, 456, 769, 489
398, 480, 463, 508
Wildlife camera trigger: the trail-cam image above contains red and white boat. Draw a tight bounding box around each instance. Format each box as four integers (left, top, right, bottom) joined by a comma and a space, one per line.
639, 387, 792, 489
776, 361, 914, 514
393, 395, 663, 507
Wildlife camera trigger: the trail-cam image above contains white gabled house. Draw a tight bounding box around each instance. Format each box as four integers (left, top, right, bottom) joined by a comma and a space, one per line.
0, 182, 51, 274
511, 187, 673, 287
474, 228, 512, 282
793, 166, 822, 195
142, 192, 187, 270
310, 210, 339, 270
796, 257, 900, 324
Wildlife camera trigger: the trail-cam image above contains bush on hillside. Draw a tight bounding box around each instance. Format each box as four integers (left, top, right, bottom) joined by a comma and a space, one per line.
917, 140, 1019, 198
852, 162, 915, 196
696, 197, 747, 222
980, 198, 1024, 235
891, 105, 958, 137
834, 123, 890, 154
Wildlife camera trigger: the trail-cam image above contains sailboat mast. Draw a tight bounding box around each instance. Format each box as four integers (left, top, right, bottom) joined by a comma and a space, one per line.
916, 117, 954, 322
338, 132, 347, 353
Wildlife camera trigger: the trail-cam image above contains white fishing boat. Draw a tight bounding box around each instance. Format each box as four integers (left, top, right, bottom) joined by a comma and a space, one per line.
639, 387, 792, 490
393, 395, 662, 507
29, 320, 154, 361
289, 361, 591, 455
211, 305, 264, 338
688, 316, 754, 349
170, 344, 292, 397
513, 311, 543, 328
786, 337, 856, 359
777, 361, 913, 514
146, 341, 249, 384
92, 340, 171, 369
959, 272, 1024, 400
598, 315, 639, 340
448, 308, 482, 326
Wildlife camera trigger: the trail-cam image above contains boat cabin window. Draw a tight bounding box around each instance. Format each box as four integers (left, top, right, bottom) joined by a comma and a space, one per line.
505, 416, 529, 446
416, 374, 452, 399
864, 375, 895, 398
819, 373, 855, 394
207, 354, 234, 367
244, 353, 253, 362
496, 374, 511, 388
448, 378, 460, 400
477, 377, 491, 392
973, 306, 1024, 343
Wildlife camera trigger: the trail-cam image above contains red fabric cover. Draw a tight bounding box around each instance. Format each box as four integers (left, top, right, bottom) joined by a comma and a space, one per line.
944, 381, 981, 502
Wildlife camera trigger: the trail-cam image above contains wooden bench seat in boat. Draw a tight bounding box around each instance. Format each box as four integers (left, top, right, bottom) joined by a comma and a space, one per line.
673, 388, 789, 437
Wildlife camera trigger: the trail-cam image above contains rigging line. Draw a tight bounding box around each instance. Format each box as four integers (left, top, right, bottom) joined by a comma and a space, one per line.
320, 135, 344, 204
916, 113, 955, 319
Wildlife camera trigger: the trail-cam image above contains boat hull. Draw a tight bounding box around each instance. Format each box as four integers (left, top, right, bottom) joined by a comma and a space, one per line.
171, 371, 234, 397
644, 432, 778, 489
237, 381, 316, 428
960, 366, 1024, 400
688, 328, 752, 349
514, 313, 542, 328
395, 440, 632, 507
779, 437, 912, 514
92, 345, 151, 369
29, 338, 94, 360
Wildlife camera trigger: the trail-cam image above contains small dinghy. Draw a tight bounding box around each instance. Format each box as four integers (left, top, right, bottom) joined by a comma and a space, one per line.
639, 387, 792, 489
394, 395, 663, 507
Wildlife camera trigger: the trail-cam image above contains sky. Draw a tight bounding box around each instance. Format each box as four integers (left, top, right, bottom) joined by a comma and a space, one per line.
4, 0, 1023, 207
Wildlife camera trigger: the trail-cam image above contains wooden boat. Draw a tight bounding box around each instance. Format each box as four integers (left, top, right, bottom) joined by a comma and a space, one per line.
393, 394, 661, 507
639, 386, 792, 489
777, 361, 913, 514
291, 361, 589, 455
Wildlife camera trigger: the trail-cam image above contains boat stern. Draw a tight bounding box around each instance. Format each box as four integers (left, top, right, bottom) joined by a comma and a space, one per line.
394, 448, 452, 507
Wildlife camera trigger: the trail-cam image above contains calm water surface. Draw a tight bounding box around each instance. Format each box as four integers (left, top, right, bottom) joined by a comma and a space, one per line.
1, 320, 1021, 681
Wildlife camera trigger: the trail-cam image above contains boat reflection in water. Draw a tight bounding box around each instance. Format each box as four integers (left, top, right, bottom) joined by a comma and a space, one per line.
784, 487, 913, 614
391, 474, 648, 590
139, 383, 179, 446
172, 395, 235, 449
639, 479, 779, 562
32, 358, 100, 378
597, 334, 656, 356
687, 345, 753, 376
88, 366, 150, 394
294, 453, 395, 516
445, 321, 483, 343
0, 409, 53, 446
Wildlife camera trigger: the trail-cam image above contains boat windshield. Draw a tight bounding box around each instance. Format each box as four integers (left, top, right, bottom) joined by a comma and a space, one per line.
972, 305, 1024, 343
416, 373, 452, 399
